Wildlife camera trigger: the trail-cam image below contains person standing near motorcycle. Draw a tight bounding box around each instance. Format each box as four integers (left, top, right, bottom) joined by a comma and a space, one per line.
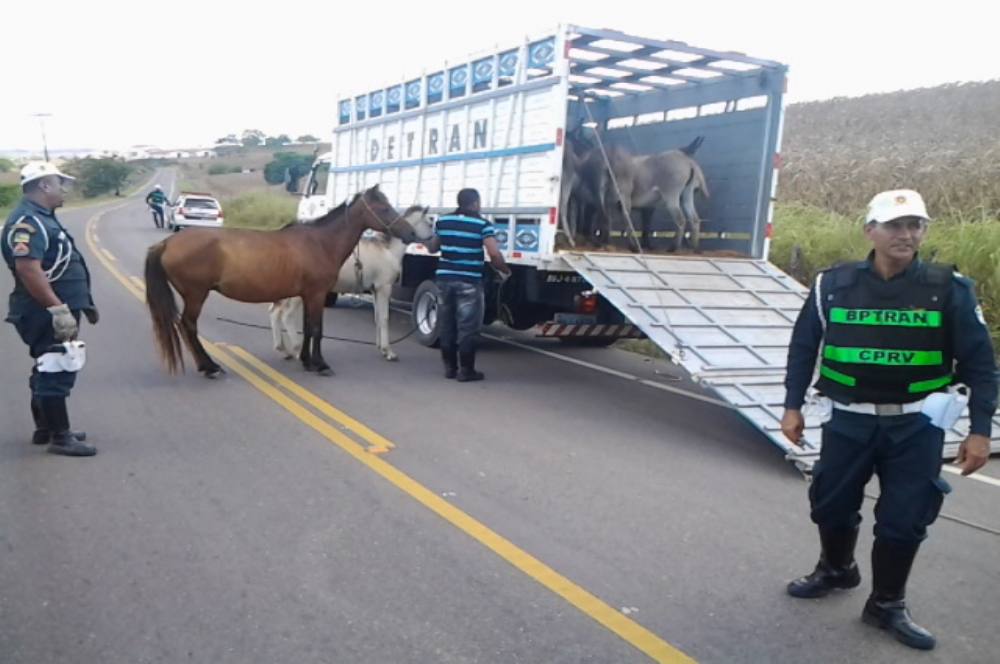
144, 184, 171, 229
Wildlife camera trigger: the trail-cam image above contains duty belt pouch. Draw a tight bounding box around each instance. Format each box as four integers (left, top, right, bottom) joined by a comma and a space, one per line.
36, 340, 87, 373
920, 387, 968, 430
802, 389, 833, 425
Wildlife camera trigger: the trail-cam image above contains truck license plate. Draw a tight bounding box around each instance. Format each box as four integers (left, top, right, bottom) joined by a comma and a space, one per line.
554, 313, 597, 325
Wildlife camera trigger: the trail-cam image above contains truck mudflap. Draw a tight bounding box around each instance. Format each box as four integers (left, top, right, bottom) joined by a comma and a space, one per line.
560, 251, 1000, 474
537, 322, 643, 340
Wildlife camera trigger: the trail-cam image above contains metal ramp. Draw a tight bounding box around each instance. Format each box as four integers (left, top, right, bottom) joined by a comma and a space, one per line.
562, 252, 1000, 474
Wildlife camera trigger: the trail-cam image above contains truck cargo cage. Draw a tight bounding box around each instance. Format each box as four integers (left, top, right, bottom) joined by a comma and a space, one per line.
307, 25, 1000, 476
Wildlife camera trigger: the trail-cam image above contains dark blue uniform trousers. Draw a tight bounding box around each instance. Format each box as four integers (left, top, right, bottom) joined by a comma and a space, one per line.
810, 409, 952, 546
8, 306, 80, 399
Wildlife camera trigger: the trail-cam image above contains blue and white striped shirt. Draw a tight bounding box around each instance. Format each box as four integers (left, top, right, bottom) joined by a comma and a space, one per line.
434, 210, 495, 282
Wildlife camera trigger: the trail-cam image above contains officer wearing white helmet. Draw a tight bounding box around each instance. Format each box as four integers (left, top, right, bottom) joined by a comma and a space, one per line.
779, 189, 997, 650
2, 162, 99, 456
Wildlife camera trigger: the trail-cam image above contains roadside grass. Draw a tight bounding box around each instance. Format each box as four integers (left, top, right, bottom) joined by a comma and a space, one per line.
222, 190, 299, 230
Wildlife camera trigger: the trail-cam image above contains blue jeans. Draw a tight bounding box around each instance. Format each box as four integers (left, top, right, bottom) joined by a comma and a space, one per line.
436, 279, 484, 355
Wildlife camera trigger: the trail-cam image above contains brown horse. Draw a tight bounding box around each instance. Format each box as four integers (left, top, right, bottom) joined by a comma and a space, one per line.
144, 184, 417, 378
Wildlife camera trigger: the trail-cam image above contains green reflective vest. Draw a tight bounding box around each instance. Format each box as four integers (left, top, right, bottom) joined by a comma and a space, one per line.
814, 261, 954, 404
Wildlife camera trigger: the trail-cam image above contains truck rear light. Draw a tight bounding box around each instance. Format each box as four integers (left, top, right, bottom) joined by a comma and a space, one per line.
575, 291, 598, 314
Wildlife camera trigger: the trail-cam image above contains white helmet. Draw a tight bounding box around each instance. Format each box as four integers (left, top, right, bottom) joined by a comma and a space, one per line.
154, 184, 163, 190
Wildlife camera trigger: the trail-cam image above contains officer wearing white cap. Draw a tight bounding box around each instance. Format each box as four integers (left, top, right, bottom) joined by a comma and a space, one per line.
2, 162, 99, 456
780, 189, 997, 650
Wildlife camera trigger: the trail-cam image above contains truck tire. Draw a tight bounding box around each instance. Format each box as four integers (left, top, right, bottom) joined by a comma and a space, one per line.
413, 279, 441, 348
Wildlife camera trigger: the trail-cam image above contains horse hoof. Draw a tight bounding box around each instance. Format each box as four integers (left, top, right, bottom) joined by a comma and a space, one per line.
383, 353, 398, 362
203, 368, 225, 379
317, 367, 334, 376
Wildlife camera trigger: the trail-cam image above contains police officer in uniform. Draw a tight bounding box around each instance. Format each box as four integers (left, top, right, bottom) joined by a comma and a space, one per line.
2, 162, 99, 457
781, 189, 997, 651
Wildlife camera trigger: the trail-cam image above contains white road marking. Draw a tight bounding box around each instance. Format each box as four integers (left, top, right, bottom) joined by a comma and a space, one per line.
942, 463, 1000, 487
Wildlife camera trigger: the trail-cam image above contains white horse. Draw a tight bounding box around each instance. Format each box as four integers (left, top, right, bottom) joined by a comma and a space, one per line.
269, 205, 433, 361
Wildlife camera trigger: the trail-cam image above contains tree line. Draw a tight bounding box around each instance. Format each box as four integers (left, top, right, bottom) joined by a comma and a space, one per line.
215, 130, 320, 148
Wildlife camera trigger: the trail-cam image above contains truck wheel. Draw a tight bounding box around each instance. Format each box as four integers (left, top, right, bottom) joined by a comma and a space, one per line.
324, 293, 339, 308
413, 280, 441, 348
557, 336, 617, 348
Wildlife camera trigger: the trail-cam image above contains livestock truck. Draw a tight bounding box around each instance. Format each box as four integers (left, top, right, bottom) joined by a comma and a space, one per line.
295, 24, 999, 473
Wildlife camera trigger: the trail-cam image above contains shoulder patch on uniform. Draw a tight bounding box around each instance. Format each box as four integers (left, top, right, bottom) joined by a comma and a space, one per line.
11, 242, 30, 256
10, 221, 37, 234
12, 232, 31, 244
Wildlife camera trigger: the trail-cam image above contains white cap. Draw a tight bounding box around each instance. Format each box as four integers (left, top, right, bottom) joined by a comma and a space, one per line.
865, 189, 930, 224
20, 161, 76, 186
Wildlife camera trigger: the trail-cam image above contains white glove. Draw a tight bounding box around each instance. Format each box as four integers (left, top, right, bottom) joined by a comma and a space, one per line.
47, 303, 78, 342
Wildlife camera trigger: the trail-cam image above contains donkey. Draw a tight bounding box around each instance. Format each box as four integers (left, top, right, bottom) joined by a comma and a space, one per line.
558, 121, 598, 246
570, 134, 709, 252
269, 205, 433, 362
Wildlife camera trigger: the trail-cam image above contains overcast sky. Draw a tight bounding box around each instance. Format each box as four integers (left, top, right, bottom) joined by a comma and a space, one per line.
3, 0, 995, 152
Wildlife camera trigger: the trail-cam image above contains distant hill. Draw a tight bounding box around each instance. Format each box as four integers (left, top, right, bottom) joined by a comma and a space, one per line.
779, 79, 1000, 217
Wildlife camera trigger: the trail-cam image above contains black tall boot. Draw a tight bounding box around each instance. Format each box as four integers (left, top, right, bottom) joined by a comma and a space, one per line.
31, 396, 86, 445
456, 351, 484, 382
862, 540, 936, 650
39, 397, 96, 457
441, 347, 458, 379
787, 526, 861, 598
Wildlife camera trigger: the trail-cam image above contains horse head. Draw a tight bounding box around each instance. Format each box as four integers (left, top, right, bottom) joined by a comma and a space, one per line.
354, 184, 419, 243
400, 204, 434, 243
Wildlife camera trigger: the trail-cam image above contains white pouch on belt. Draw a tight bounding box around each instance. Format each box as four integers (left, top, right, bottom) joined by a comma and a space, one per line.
36, 340, 87, 373
802, 390, 834, 424
920, 387, 968, 430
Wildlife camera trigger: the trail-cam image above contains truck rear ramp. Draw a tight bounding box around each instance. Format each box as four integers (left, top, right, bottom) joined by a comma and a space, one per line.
561, 252, 1000, 474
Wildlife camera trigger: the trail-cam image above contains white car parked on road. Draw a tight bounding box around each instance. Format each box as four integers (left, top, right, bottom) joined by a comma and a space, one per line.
167, 192, 224, 231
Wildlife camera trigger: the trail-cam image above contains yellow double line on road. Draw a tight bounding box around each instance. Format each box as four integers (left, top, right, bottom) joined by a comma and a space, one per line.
84, 207, 696, 664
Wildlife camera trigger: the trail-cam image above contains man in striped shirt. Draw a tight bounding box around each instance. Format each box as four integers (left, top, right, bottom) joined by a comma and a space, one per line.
425, 188, 511, 381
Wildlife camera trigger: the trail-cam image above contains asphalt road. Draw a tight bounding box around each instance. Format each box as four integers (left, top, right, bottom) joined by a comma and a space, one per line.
1, 172, 998, 664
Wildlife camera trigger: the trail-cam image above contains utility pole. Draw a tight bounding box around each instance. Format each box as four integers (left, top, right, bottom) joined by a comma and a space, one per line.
30, 113, 52, 162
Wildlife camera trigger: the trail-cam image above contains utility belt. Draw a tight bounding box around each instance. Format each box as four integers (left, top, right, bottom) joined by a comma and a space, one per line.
805, 387, 968, 430
831, 400, 925, 416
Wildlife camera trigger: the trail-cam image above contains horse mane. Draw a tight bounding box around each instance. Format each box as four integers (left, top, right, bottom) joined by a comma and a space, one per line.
311, 186, 391, 227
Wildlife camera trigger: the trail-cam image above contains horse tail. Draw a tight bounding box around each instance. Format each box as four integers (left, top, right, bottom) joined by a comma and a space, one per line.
144, 241, 185, 374
691, 160, 710, 200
